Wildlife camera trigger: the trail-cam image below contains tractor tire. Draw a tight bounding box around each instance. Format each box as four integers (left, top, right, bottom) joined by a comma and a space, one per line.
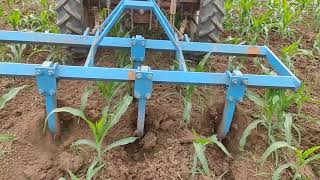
190, 0, 225, 43
56, 0, 86, 35
55, 0, 89, 59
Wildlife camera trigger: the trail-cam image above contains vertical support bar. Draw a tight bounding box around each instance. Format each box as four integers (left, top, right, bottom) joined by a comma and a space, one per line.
85, 1, 125, 65
217, 70, 247, 139
35, 61, 59, 134
131, 35, 146, 69
134, 66, 153, 135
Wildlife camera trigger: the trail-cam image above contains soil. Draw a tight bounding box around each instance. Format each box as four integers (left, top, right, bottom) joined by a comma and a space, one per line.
0, 2, 320, 180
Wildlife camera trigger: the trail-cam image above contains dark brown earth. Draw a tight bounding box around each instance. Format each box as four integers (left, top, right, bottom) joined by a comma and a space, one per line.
0, 2, 320, 180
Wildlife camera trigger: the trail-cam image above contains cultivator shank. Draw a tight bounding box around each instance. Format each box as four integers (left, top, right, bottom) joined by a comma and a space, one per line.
0, 0, 300, 138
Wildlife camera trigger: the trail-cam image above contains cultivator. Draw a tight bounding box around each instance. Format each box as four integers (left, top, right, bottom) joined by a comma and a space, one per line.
0, 0, 300, 138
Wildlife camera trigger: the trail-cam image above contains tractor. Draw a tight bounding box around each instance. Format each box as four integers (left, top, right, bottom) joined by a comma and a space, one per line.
55, 0, 225, 43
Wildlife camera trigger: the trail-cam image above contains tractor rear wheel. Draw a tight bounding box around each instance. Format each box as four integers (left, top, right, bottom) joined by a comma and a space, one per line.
55, 0, 87, 34
55, 0, 89, 58
190, 0, 225, 43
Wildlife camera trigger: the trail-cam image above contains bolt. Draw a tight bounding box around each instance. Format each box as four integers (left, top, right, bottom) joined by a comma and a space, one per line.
232, 78, 238, 84
242, 79, 248, 85
49, 90, 55, 96
136, 73, 142, 80
146, 93, 151, 99
238, 97, 243, 102
227, 96, 234, 102
38, 89, 44, 95
147, 74, 153, 80
131, 41, 136, 46
135, 93, 141, 98
48, 70, 54, 76
141, 41, 145, 47
36, 70, 42, 76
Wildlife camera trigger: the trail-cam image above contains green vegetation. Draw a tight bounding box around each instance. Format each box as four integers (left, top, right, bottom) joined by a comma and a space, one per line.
46, 95, 137, 163
192, 131, 231, 178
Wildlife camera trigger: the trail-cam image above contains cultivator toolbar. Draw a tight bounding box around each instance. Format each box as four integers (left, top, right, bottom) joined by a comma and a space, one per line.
0, 0, 300, 138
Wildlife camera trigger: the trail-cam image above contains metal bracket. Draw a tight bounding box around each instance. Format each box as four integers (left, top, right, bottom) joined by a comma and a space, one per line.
131, 35, 146, 69
134, 66, 153, 135
217, 70, 247, 139
35, 61, 59, 134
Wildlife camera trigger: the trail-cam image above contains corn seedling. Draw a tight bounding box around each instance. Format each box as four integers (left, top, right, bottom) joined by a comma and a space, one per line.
97, 81, 128, 114
240, 89, 304, 149
181, 52, 211, 126
46, 95, 138, 163
59, 159, 104, 180
6, 44, 27, 62
0, 85, 26, 110
7, 9, 22, 31
260, 141, 320, 180
192, 131, 232, 179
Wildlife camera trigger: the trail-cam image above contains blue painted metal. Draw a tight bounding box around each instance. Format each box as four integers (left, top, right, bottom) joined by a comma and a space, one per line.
134, 66, 153, 135
35, 61, 59, 134
131, 35, 146, 69
0, 0, 301, 138
217, 71, 247, 138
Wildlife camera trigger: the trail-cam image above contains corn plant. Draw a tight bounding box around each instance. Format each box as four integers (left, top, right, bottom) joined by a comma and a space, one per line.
96, 81, 128, 114
0, 85, 26, 110
46, 95, 138, 163
59, 159, 104, 180
181, 52, 211, 126
192, 131, 232, 179
261, 141, 320, 180
6, 44, 27, 62
7, 9, 22, 31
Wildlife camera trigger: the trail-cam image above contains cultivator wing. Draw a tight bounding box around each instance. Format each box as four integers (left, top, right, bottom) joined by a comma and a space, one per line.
0, 0, 300, 138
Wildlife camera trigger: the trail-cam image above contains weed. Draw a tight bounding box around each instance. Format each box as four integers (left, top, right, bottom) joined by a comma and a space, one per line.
191, 130, 232, 179
261, 141, 320, 180
0, 133, 16, 156
46, 95, 138, 163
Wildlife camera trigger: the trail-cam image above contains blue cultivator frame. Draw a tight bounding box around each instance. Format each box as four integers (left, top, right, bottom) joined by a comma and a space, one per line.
0, 0, 300, 138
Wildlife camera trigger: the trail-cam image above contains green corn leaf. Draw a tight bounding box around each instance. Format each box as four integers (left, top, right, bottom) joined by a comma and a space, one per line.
292, 124, 301, 146
245, 91, 265, 107
191, 152, 198, 179
86, 159, 104, 180
272, 163, 293, 180
284, 113, 293, 145
67, 170, 79, 180
195, 52, 212, 72
0, 85, 26, 110
193, 142, 210, 176
45, 107, 96, 135
80, 87, 94, 111
240, 119, 264, 151
302, 145, 320, 159
302, 154, 320, 167
103, 95, 133, 138
208, 135, 232, 157
260, 141, 295, 164
104, 137, 138, 153
71, 139, 96, 150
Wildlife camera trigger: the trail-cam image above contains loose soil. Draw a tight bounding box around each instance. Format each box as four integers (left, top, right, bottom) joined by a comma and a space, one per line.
0, 3, 320, 180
